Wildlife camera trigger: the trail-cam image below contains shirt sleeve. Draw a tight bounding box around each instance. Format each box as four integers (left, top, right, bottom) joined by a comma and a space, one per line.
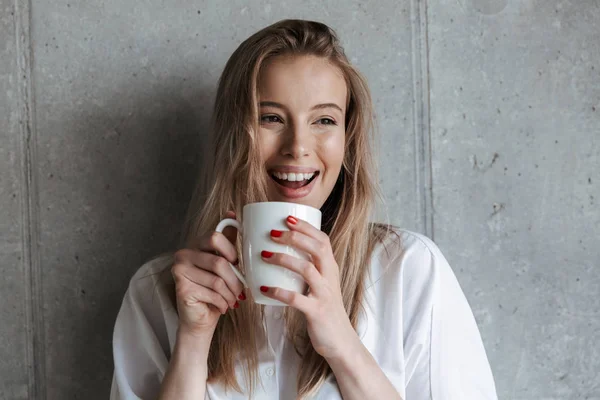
399, 233, 498, 400
110, 263, 172, 400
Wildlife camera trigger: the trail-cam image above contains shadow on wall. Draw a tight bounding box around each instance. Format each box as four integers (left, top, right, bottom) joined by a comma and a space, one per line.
61, 71, 215, 396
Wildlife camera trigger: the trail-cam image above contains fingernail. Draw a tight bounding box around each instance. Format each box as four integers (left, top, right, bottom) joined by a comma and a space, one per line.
287, 216, 297, 224
238, 292, 246, 301
260, 286, 269, 292
270, 229, 283, 237
233, 302, 239, 309
261, 250, 274, 258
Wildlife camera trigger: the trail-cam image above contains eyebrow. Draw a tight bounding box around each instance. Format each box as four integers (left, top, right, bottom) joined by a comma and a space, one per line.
259, 101, 343, 113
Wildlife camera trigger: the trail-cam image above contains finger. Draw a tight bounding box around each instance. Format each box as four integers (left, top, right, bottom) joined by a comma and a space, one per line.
180, 263, 239, 308
190, 286, 230, 314
260, 285, 313, 314
222, 210, 239, 245
197, 231, 238, 263
173, 249, 245, 298
270, 228, 329, 273
285, 215, 328, 242
172, 267, 230, 314
261, 251, 324, 294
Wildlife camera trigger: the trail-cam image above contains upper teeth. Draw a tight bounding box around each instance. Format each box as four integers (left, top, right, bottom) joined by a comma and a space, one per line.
272, 171, 316, 181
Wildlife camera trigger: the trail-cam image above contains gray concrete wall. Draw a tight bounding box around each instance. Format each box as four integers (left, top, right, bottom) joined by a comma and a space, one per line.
1, 1, 598, 399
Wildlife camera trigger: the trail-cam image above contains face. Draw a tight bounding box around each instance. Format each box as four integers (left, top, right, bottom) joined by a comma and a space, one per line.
257, 54, 347, 209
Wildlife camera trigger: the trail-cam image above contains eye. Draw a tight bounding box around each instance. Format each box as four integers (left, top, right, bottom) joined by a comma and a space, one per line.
316, 117, 337, 126
260, 115, 283, 124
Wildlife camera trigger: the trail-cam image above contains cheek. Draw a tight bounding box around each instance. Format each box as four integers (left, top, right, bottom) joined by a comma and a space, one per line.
258, 130, 279, 160
320, 133, 345, 173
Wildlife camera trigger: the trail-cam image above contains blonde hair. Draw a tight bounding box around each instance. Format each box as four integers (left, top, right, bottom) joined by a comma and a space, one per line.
152, 19, 395, 398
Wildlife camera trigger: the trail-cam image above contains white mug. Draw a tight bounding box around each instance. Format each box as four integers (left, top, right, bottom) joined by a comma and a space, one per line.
215, 201, 322, 306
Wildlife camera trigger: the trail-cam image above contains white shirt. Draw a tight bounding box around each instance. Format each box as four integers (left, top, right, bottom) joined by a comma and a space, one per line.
110, 229, 498, 399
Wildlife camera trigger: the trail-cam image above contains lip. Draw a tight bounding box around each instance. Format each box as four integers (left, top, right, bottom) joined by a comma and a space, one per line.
269, 171, 320, 199
268, 165, 320, 174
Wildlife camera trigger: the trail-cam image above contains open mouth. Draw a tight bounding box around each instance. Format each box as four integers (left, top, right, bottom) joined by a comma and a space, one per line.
269, 171, 320, 189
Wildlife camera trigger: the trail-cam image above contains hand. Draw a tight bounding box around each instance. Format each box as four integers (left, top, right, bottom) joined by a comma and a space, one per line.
171, 211, 246, 337
259, 215, 357, 360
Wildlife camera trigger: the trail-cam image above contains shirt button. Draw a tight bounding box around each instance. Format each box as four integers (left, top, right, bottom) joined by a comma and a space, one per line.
266, 367, 275, 377
273, 312, 282, 320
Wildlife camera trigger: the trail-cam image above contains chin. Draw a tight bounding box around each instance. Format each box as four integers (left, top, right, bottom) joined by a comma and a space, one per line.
266, 193, 317, 208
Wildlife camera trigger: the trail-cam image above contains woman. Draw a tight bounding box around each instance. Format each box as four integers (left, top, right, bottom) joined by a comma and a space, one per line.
111, 19, 497, 400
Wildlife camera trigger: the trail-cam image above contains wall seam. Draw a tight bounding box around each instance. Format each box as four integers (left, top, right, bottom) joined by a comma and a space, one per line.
15, 0, 45, 398
410, 0, 434, 238
422, 0, 434, 239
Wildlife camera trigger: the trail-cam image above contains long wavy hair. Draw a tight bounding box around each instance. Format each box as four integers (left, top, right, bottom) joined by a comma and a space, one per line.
151, 19, 395, 398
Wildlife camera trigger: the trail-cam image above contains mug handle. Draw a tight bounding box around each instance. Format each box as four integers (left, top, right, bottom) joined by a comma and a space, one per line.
215, 218, 248, 288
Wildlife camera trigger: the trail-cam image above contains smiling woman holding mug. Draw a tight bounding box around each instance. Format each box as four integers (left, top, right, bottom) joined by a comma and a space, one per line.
110, 19, 497, 400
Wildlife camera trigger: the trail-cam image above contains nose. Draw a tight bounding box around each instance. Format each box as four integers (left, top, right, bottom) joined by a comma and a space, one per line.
280, 123, 312, 159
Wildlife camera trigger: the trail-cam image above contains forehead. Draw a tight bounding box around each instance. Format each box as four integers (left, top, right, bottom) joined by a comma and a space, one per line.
257, 55, 347, 110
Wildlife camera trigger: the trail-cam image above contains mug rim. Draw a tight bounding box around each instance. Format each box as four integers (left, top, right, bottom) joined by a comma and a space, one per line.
242, 201, 321, 215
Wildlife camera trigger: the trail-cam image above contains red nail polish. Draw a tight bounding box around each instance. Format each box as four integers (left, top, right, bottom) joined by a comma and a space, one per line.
260, 286, 269, 292
261, 250, 273, 258
233, 301, 239, 309
238, 292, 246, 301
270, 229, 283, 237
287, 216, 298, 224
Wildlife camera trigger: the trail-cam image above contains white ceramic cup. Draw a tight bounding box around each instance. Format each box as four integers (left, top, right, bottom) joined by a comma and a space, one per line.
215, 201, 322, 306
